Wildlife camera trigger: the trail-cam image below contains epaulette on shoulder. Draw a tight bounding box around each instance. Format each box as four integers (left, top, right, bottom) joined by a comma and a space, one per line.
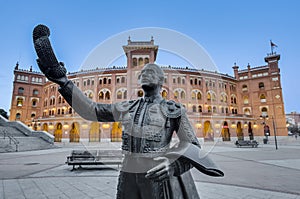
115, 99, 137, 112
161, 100, 182, 118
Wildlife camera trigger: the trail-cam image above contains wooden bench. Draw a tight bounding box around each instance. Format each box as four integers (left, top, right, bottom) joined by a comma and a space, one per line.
235, 140, 259, 148
66, 150, 123, 171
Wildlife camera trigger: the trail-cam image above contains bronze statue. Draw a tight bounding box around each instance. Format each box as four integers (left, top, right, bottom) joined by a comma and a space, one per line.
33, 24, 223, 199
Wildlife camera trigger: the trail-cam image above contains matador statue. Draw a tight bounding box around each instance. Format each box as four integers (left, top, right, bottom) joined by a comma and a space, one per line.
33, 24, 224, 199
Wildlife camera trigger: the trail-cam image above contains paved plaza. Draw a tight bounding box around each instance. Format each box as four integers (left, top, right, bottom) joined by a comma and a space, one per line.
0, 139, 300, 199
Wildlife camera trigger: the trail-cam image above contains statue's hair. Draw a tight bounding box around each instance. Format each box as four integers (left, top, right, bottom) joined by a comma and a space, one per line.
143, 63, 164, 86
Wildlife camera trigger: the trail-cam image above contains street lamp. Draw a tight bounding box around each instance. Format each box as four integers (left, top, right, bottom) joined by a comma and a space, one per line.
260, 114, 278, 150
31, 118, 40, 131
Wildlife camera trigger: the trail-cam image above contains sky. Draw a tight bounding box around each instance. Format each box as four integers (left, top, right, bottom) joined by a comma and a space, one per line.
0, 0, 299, 114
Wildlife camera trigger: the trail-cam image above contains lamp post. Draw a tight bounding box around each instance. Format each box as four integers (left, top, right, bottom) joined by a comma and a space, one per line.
32, 118, 40, 131
260, 114, 278, 150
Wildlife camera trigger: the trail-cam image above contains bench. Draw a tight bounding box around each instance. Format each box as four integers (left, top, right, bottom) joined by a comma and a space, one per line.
66, 150, 124, 171
235, 140, 259, 148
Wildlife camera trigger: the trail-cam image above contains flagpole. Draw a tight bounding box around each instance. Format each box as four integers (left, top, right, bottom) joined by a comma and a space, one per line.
270, 40, 274, 55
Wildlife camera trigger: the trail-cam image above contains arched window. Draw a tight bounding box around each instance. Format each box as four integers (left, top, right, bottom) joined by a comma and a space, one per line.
138, 57, 144, 66
242, 84, 248, 92
221, 107, 225, 113
197, 92, 202, 100
87, 79, 90, 86
123, 90, 127, 99
32, 99, 37, 107
121, 77, 125, 84
259, 82, 265, 89
117, 91, 122, 99
58, 96, 62, 104
213, 106, 217, 113
105, 91, 110, 100
17, 98, 23, 106
191, 92, 196, 100
174, 91, 179, 99
33, 89, 39, 95
57, 109, 61, 115
69, 108, 72, 114
116, 77, 120, 84
99, 91, 104, 100
244, 108, 251, 115
260, 94, 266, 102
177, 77, 181, 84
182, 78, 185, 84
192, 105, 196, 112
133, 58, 137, 66
18, 87, 24, 94
208, 106, 212, 113
190, 79, 193, 85
243, 96, 249, 104
99, 79, 102, 84
144, 57, 149, 64
88, 92, 93, 99
198, 105, 202, 112
180, 91, 185, 99
103, 78, 107, 84
108, 78, 111, 84
212, 93, 216, 101
162, 90, 167, 99
31, 113, 36, 118
207, 93, 211, 101
261, 107, 268, 115
16, 113, 21, 119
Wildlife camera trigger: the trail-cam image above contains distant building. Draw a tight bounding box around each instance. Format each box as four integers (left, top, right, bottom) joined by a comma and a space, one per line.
9, 38, 287, 142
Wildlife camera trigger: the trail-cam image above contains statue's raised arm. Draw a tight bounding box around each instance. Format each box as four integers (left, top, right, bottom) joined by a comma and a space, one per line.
33, 24, 115, 122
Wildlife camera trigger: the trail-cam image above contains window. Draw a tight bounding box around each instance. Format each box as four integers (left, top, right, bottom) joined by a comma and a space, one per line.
99, 91, 104, 100
197, 92, 202, 100
18, 87, 24, 94
69, 108, 72, 114
105, 91, 110, 100
242, 84, 248, 92
123, 90, 127, 99
192, 105, 196, 112
121, 77, 125, 84
138, 58, 143, 66
32, 99, 37, 107
198, 105, 202, 112
33, 89, 39, 95
117, 91, 122, 99
133, 58, 137, 66
162, 90, 167, 99
58, 96, 62, 104
180, 91, 185, 99
174, 91, 179, 99
213, 106, 217, 113
16, 113, 21, 119
244, 108, 251, 115
259, 82, 265, 89
17, 98, 23, 106
208, 106, 212, 113
260, 94, 266, 102
145, 58, 149, 64
207, 93, 211, 101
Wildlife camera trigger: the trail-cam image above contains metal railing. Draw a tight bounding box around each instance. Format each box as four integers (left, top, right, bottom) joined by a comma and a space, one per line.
3, 129, 19, 152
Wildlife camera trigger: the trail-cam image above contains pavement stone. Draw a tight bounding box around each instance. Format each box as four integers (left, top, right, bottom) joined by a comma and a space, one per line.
0, 140, 300, 198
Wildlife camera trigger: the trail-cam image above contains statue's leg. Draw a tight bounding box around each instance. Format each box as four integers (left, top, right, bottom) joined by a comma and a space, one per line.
116, 171, 140, 199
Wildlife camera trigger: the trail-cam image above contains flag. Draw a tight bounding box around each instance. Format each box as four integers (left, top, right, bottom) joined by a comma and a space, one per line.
270, 41, 278, 47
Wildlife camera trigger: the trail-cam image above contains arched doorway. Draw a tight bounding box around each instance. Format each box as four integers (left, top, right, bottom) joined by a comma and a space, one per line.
236, 121, 244, 140
42, 123, 48, 132
111, 122, 122, 142
54, 123, 62, 142
203, 121, 214, 141
70, 122, 80, 142
221, 121, 231, 141
89, 122, 101, 142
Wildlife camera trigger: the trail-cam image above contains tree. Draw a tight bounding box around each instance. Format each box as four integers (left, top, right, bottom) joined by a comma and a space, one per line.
0, 109, 8, 119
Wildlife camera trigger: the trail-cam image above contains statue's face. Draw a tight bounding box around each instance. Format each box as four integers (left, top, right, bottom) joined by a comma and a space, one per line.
140, 66, 161, 87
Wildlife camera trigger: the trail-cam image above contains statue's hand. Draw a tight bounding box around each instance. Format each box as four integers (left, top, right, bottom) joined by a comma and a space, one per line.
37, 58, 68, 86
145, 157, 174, 182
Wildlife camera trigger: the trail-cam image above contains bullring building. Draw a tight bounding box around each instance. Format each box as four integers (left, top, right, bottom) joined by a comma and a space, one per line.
9, 38, 287, 142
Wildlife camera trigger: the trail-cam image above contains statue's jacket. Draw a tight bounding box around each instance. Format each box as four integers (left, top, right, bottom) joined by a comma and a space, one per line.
59, 80, 223, 199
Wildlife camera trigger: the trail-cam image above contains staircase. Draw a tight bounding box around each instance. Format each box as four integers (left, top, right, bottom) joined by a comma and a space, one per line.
0, 116, 57, 153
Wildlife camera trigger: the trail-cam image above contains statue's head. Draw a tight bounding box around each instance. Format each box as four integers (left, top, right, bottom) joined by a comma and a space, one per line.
140, 64, 164, 89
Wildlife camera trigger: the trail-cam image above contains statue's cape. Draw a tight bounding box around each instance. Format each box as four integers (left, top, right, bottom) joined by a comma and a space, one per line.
165, 142, 224, 177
